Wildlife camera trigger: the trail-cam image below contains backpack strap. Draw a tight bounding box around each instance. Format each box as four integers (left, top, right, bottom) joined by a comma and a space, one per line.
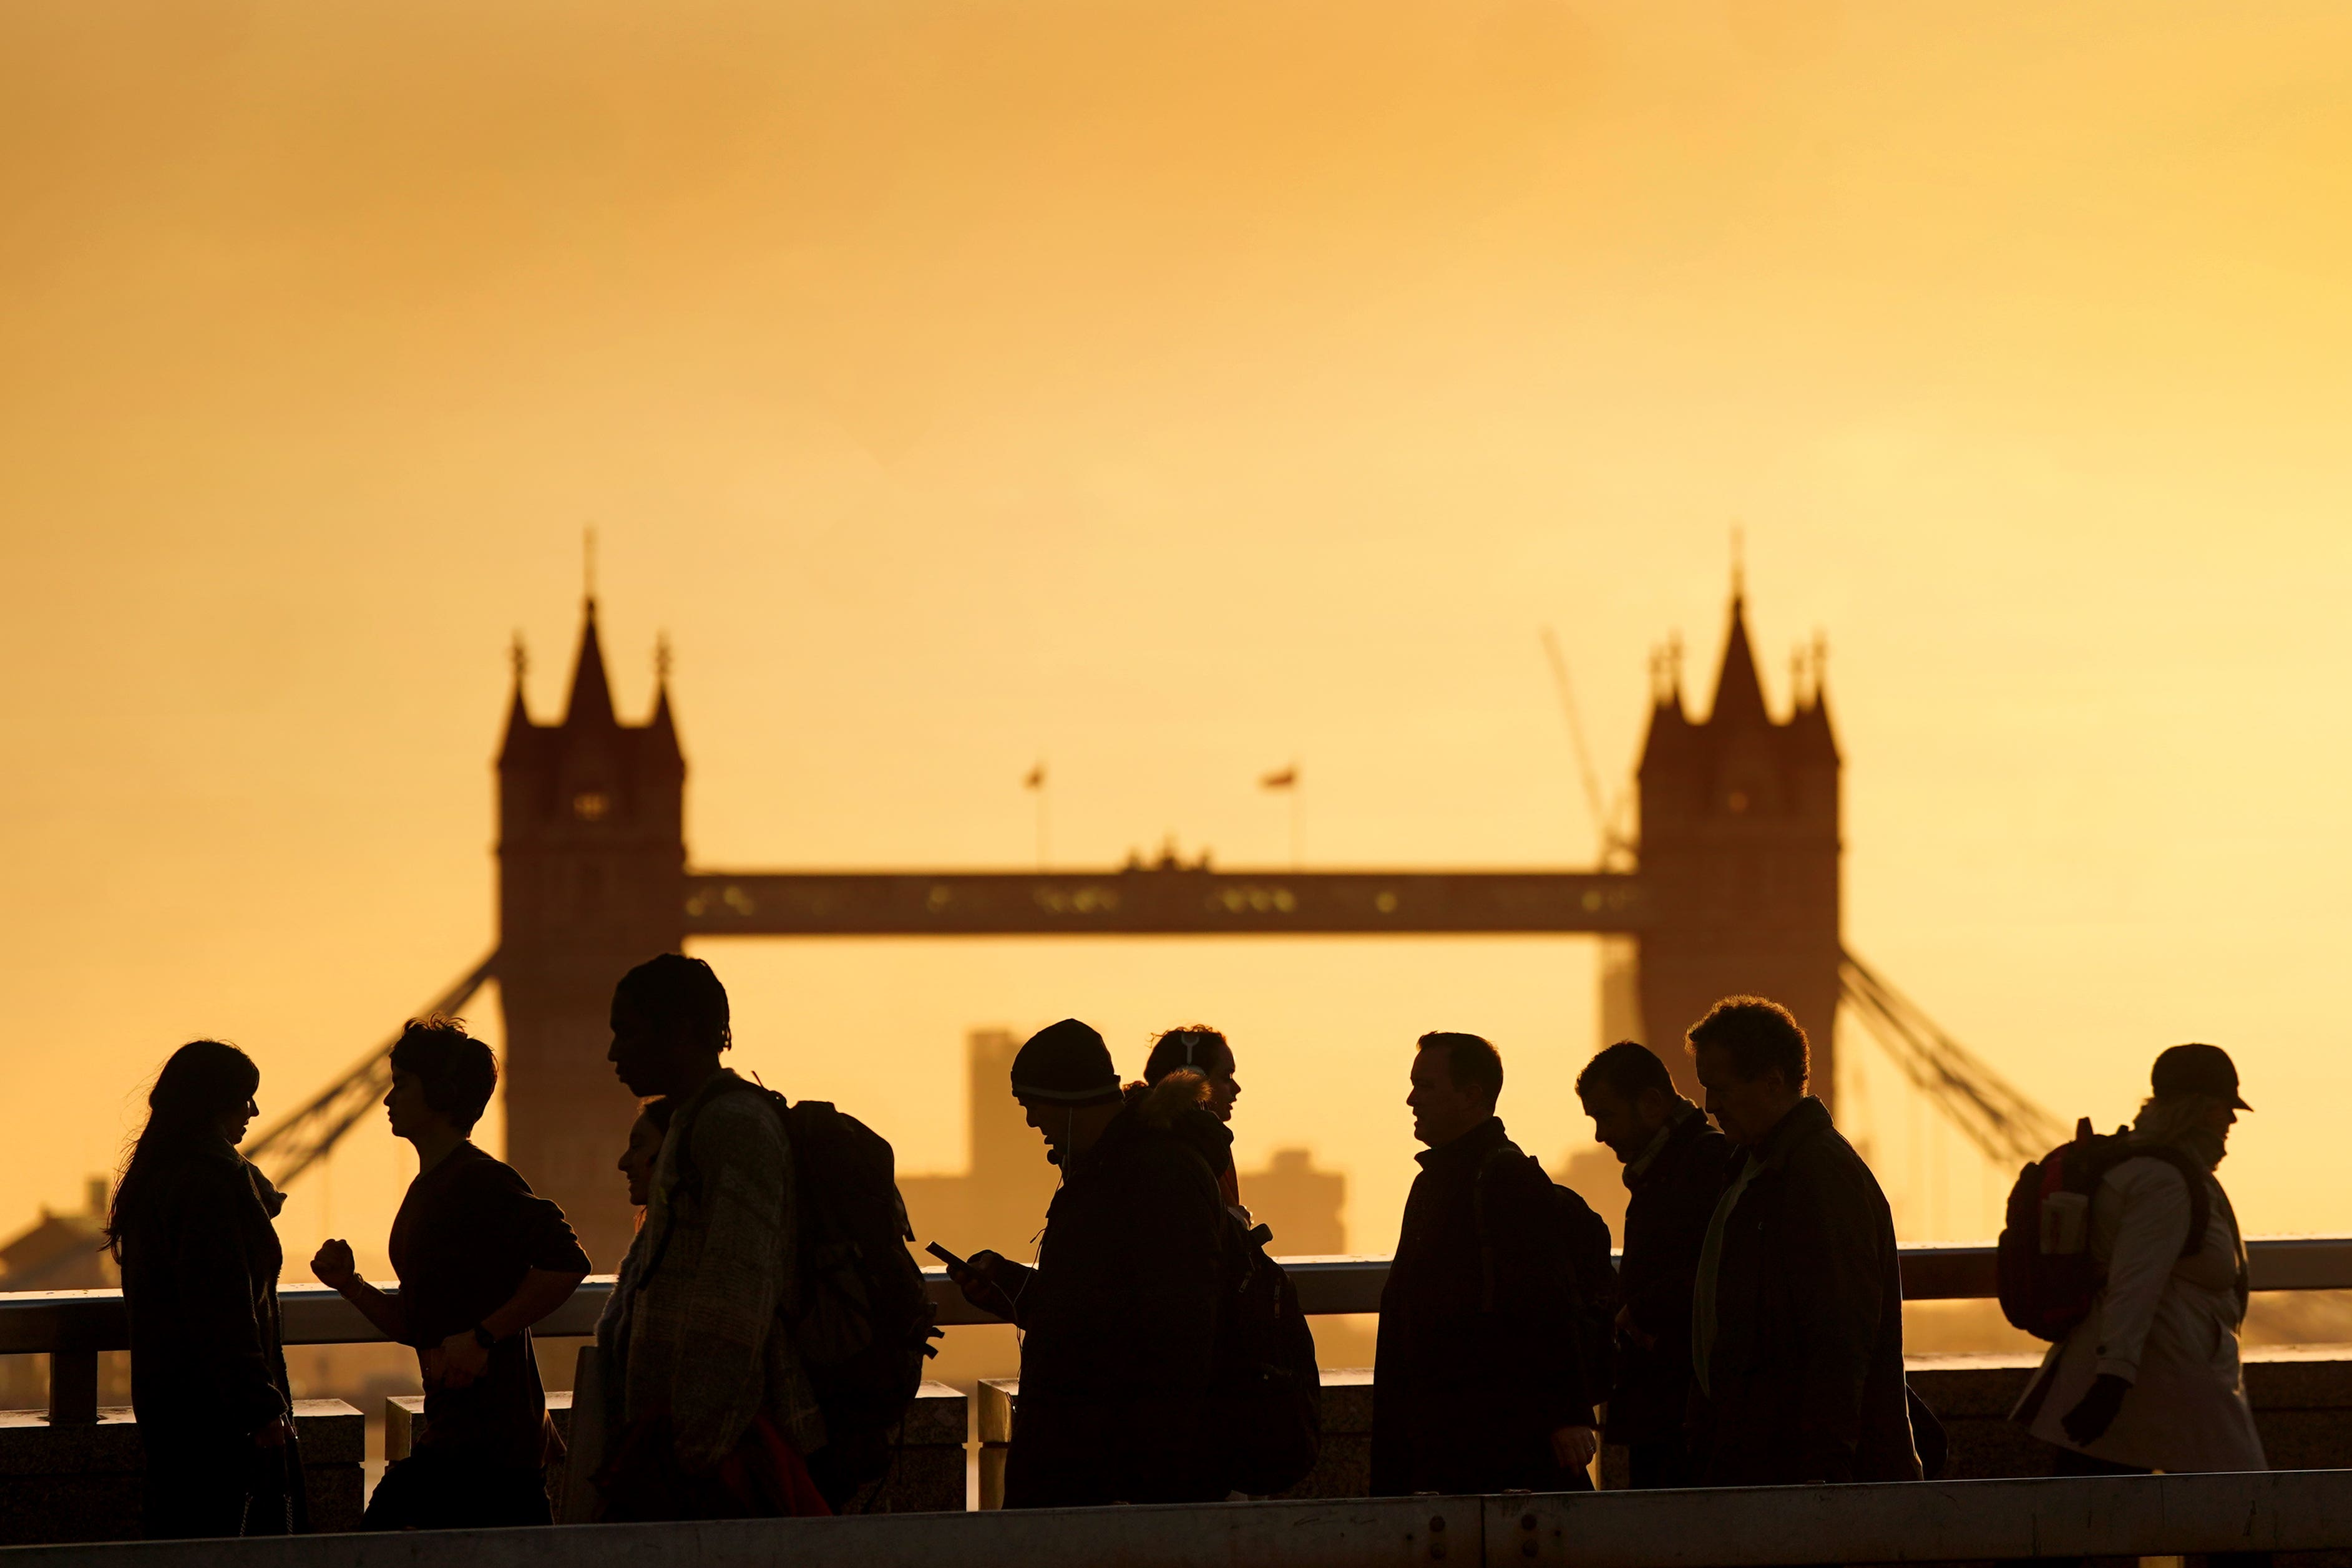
2129, 1147, 2215, 1262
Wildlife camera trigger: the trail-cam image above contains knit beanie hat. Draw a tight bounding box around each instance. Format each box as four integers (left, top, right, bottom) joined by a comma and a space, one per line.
1009, 1018, 1123, 1107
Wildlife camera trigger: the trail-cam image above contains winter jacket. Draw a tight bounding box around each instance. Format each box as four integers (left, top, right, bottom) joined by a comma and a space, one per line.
1371, 1116, 1606, 1496
1608, 1106, 1735, 1447
2014, 1151, 2263, 1473
992, 1076, 1231, 1508
1689, 1096, 1921, 1486
598, 1070, 825, 1474
119, 1136, 295, 1441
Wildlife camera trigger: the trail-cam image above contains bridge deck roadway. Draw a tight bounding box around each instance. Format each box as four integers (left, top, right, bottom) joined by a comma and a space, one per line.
2, 1469, 2347, 1567
683, 866, 1649, 937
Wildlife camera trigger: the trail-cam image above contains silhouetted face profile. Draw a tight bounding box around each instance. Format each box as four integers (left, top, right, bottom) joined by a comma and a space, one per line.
1407, 1046, 1491, 1149
618, 1111, 664, 1207
1020, 1096, 1068, 1153
1579, 1080, 1652, 1164
1202, 1048, 1241, 1122
608, 996, 686, 1097
383, 1068, 446, 1144
216, 1094, 260, 1147
1691, 1044, 1794, 1149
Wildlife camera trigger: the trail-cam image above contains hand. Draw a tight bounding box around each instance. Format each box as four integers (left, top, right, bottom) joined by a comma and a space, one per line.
2061, 1373, 2131, 1446
310, 1239, 357, 1291
1550, 1424, 1599, 1471
949, 1250, 1015, 1317
253, 1415, 290, 1449
437, 1330, 490, 1390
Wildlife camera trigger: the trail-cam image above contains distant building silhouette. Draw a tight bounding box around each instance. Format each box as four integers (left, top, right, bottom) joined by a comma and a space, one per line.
0, 1178, 120, 1411
496, 600, 685, 1269
1246, 1148, 1346, 1255
0, 1177, 114, 1293
1554, 1147, 1628, 1242
899, 1029, 1348, 1262
1634, 588, 1841, 1106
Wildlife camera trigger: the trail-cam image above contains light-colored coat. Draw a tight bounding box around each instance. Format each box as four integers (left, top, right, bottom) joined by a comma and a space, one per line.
2015, 1152, 2263, 1473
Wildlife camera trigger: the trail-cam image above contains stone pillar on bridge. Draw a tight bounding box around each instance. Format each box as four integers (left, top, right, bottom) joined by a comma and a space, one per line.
495, 598, 685, 1269
1633, 588, 1842, 1109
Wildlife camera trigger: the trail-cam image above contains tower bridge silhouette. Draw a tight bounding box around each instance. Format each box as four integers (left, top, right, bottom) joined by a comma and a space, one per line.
246, 580, 2051, 1267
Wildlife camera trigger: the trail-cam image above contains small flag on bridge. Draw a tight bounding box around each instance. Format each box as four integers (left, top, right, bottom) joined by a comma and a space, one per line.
1260, 766, 1297, 790
1025, 762, 1046, 790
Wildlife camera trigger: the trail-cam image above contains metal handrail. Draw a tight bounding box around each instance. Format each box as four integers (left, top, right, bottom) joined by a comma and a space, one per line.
10, 1237, 2351, 1355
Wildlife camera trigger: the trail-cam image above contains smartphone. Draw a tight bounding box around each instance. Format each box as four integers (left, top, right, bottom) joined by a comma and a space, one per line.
924, 1241, 972, 1273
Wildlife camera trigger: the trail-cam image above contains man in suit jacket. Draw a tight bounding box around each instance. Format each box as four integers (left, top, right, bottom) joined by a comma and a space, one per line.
1686, 998, 1921, 1486
1578, 1040, 1735, 1488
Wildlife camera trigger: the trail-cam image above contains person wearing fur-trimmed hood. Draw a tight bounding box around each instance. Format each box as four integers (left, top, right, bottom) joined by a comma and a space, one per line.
945, 1018, 1232, 1507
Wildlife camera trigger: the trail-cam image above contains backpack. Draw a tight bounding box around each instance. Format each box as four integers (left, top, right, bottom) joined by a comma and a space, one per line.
1209, 1217, 1322, 1496
1475, 1149, 1619, 1405
674, 1083, 943, 1504
1995, 1117, 2211, 1343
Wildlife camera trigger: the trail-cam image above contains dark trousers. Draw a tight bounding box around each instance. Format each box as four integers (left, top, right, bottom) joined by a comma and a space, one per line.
363, 1447, 550, 1531
1627, 1438, 1697, 1490
142, 1432, 299, 1540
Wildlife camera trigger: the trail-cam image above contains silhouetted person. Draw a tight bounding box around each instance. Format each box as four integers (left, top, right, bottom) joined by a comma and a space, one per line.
591, 955, 831, 1521
1578, 1039, 1734, 1489
2015, 1045, 2263, 1476
558, 1095, 676, 1523
313, 1018, 590, 1529
945, 1018, 1229, 1507
1143, 1025, 1243, 1214
1687, 997, 1921, 1485
1371, 1032, 1606, 1496
110, 1040, 306, 1539
619, 1096, 676, 1220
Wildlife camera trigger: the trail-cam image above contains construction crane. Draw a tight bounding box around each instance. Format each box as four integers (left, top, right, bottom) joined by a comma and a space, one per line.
1540, 627, 1636, 869
238, 950, 499, 1189
1838, 948, 2067, 1168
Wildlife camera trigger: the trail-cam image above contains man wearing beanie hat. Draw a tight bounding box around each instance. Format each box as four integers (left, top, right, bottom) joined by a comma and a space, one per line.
946, 1018, 1232, 1507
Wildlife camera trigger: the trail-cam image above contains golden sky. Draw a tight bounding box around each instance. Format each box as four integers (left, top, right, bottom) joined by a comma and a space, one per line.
6, 0, 2352, 1269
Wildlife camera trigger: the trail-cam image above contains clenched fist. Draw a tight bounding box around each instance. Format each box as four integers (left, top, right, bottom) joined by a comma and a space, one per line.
311, 1238, 358, 1291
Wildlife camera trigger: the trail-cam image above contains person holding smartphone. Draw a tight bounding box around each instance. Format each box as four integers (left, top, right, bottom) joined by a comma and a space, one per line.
945, 1018, 1229, 1508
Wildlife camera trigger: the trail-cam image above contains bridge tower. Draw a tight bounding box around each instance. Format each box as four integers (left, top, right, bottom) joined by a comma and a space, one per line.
495, 597, 685, 1267
1634, 586, 1842, 1106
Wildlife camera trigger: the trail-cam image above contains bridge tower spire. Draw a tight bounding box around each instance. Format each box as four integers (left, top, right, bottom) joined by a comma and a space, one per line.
495, 595, 685, 1266
1632, 582, 1843, 1108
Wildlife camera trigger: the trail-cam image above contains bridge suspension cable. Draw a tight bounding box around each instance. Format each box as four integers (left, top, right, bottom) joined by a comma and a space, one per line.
238, 949, 500, 1189
1838, 948, 2066, 1169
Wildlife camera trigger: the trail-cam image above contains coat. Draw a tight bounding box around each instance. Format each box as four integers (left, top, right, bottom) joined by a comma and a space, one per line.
1690, 1096, 1921, 1486
598, 1071, 826, 1476
992, 1076, 1231, 1508
1608, 1106, 1735, 1447
117, 1134, 308, 1537
2014, 1151, 2263, 1473
119, 1136, 295, 1441
1371, 1116, 1606, 1496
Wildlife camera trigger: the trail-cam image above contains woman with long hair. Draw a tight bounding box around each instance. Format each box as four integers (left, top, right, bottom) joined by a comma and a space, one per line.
108, 1040, 305, 1539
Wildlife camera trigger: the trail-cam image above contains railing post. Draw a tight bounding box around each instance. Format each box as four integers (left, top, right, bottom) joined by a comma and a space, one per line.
47, 1348, 98, 1425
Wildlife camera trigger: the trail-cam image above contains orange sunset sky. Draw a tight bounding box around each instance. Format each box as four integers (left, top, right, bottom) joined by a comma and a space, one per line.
6, 0, 2352, 1271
